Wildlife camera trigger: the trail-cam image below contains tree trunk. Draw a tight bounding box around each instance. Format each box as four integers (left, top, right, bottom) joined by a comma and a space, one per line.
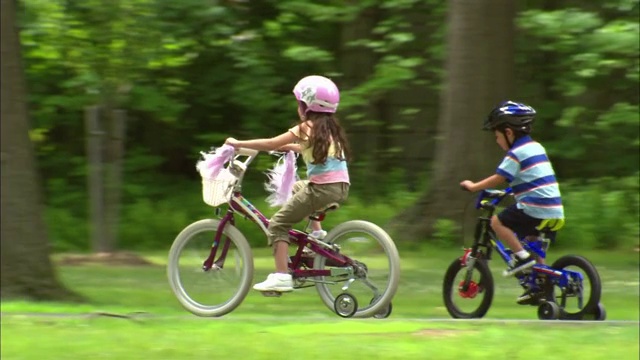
388, 0, 516, 242
1, 0, 80, 301
103, 109, 126, 252
339, 4, 384, 198
386, 3, 441, 191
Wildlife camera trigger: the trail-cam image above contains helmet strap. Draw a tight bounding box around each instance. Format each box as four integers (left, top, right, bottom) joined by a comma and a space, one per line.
500, 128, 514, 149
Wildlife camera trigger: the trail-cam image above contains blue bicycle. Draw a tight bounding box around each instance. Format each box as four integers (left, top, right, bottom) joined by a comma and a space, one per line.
442, 188, 605, 320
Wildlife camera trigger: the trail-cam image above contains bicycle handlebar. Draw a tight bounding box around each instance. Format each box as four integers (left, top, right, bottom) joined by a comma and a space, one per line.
236, 147, 259, 158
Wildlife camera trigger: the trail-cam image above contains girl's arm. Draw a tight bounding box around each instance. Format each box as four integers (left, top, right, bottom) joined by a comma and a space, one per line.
460, 174, 506, 192
277, 143, 302, 153
225, 131, 298, 152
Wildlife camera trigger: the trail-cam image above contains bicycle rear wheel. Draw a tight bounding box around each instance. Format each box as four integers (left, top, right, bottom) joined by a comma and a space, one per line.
314, 220, 401, 318
167, 219, 254, 317
544, 255, 601, 320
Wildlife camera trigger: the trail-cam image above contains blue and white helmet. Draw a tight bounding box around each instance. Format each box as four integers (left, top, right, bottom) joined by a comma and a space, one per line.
483, 101, 536, 132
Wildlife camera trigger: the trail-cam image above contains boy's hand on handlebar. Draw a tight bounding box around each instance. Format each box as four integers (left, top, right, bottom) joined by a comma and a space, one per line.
459, 180, 475, 192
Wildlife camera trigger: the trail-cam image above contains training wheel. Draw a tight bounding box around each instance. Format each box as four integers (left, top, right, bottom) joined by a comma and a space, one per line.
370, 296, 392, 319
260, 291, 283, 298
537, 301, 560, 320
334, 293, 358, 318
592, 302, 606, 321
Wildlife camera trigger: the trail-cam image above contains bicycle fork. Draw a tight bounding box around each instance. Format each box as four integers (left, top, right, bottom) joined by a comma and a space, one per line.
203, 214, 234, 271
460, 248, 478, 292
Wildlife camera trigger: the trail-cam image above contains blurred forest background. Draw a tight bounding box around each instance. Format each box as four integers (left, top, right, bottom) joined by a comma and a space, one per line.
7, 0, 640, 259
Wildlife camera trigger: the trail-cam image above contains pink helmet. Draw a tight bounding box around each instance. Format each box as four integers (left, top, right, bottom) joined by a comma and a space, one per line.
293, 75, 340, 114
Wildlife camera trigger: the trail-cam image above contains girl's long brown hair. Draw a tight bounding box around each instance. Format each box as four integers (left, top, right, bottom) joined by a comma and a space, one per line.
298, 109, 352, 165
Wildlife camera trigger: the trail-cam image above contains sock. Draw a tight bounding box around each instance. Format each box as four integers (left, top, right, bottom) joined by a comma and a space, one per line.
515, 250, 530, 260
310, 230, 327, 238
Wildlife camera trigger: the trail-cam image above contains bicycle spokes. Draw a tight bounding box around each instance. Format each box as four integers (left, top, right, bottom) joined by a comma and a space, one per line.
314, 221, 400, 318
177, 228, 249, 309
443, 257, 494, 319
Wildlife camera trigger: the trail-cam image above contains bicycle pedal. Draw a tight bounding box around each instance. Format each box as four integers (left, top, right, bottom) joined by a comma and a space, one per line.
260, 291, 285, 297
502, 268, 530, 277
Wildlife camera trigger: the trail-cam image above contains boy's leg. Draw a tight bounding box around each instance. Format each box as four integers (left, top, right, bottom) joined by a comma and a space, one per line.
492, 204, 539, 276
493, 205, 547, 304
491, 215, 525, 253
524, 235, 546, 264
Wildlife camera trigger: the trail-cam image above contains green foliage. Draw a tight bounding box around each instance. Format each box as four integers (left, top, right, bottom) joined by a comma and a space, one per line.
119, 199, 192, 250
45, 207, 88, 252
43, 173, 640, 252
430, 219, 460, 248
516, 5, 640, 178
556, 176, 640, 251
18, 0, 640, 249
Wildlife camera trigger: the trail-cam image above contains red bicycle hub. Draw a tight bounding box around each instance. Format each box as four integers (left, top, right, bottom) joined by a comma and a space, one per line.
458, 280, 480, 298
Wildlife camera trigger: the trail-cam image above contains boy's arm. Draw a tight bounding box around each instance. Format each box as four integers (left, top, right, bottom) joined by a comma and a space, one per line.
460, 174, 506, 192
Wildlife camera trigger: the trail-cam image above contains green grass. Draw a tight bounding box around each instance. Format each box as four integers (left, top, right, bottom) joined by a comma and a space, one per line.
1, 248, 638, 359
2, 317, 637, 360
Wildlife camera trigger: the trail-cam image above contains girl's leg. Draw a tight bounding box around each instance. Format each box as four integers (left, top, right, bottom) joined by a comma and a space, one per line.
273, 241, 289, 273
254, 183, 315, 292
252, 240, 295, 292
294, 180, 322, 233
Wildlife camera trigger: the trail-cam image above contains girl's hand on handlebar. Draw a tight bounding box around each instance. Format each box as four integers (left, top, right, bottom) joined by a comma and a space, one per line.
225, 137, 240, 147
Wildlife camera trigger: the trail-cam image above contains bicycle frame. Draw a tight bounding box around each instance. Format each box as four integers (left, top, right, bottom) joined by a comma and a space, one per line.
464, 188, 582, 291
201, 153, 355, 282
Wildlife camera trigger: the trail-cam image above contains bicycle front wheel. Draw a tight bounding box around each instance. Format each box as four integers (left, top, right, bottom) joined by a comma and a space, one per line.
442, 256, 494, 319
167, 219, 254, 317
314, 220, 401, 318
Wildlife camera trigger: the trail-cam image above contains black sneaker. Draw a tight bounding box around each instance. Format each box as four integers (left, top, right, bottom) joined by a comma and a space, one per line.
517, 288, 544, 306
503, 255, 536, 277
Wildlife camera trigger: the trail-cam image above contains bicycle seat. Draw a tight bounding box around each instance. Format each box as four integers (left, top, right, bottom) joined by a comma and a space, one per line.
309, 203, 340, 221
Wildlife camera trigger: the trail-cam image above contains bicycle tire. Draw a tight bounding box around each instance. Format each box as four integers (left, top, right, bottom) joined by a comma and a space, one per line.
442, 257, 494, 319
314, 220, 401, 318
545, 255, 601, 320
167, 219, 254, 317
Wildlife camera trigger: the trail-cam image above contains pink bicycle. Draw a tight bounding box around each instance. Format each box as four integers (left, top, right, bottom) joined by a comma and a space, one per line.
167, 148, 401, 318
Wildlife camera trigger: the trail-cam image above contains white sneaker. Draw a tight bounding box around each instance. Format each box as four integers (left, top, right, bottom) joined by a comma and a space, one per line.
253, 273, 293, 292
309, 230, 327, 239
304, 230, 326, 256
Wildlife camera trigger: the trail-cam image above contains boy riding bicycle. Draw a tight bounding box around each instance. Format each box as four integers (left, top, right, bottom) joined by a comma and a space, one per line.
460, 101, 565, 304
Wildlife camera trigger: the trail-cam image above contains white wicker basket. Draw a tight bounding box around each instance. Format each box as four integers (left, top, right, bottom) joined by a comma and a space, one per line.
202, 169, 238, 207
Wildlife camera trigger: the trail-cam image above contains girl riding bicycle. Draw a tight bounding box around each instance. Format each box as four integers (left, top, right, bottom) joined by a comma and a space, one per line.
225, 75, 351, 292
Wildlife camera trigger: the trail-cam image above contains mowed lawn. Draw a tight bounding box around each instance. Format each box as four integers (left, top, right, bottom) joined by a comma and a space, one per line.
1, 248, 638, 359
